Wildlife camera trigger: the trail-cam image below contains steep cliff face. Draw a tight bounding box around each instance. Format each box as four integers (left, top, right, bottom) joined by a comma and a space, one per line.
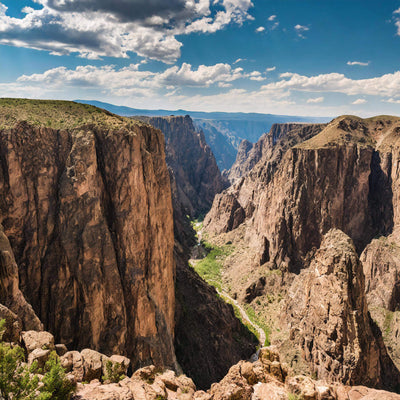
0, 99, 176, 370
139, 115, 227, 218
205, 116, 400, 273
227, 123, 326, 183
284, 229, 400, 389
0, 223, 42, 331
141, 115, 257, 389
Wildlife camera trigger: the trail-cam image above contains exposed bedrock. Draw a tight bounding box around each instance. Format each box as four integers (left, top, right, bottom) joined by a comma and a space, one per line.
0, 118, 176, 370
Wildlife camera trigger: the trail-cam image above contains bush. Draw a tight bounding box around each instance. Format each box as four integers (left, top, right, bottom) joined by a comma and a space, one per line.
102, 360, 126, 383
40, 352, 75, 399
0, 320, 74, 400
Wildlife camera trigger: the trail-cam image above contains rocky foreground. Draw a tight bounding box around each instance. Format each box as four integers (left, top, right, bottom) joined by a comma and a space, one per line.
2, 309, 398, 400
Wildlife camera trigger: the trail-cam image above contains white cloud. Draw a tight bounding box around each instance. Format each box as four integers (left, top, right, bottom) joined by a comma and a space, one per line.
307, 97, 324, 104
233, 58, 246, 64
270, 21, 279, 30
347, 61, 370, 66
384, 98, 400, 104
249, 71, 265, 81
262, 71, 400, 97
0, 0, 254, 63
294, 24, 309, 38
255, 26, 265, 32
17, 62, 264, 91
268, 15, 276, 21
266, 66, 276, 72
352, 99, 367, 105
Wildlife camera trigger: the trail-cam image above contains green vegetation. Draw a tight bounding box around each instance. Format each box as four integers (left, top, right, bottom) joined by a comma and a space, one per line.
288, 393, 302, 400
40, 352, 75, 400
0, 320, 75, 400
192, 241, 233, 291
244, 304, 271, 346
221, 295, 260, 341
384, 310, 394, 335
0, 98, 144, 130
102, 360, 126, 383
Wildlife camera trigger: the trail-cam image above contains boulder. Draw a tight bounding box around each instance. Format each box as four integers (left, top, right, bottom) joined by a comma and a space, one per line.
21, 330, 55, 354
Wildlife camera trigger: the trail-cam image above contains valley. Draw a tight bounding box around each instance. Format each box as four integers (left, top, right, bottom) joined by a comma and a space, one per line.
1, 99, 400, 400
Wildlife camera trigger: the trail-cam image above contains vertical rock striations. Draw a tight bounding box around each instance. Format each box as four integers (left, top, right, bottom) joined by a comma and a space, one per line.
285, 229, 400, 389
141, 114, 257, 389
0, 223, 42, 331
0, 100, 176, 370
205, 116, 400, 273
138, 115, 228, 218
227, 123, 326, 183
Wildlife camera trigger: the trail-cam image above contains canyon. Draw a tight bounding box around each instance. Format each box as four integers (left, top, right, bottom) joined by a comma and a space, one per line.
2, 99, 400, 399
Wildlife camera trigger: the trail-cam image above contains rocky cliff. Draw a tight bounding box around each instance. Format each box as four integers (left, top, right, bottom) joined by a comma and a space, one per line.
203, 114, 400, 390
285, 229, 400, 389
205, 116, 400, 273
227, 123, 326, 183
139, 115, 227, 218
0, 99, 177, 370
140, 115, 257, 389
0, 223, 42, 331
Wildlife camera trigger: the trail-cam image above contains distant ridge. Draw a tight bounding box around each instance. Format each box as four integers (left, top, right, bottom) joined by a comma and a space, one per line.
75, 100, 331, 170
75, 99, 330, 122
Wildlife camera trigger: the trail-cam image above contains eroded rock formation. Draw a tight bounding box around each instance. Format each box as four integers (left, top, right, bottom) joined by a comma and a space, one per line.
285, 229, 400, 389
0, 101, 176, 370
0, 223, 42, 331
205, 116, 400, 273
227, 123, 326, 183
139, 115, 228, 218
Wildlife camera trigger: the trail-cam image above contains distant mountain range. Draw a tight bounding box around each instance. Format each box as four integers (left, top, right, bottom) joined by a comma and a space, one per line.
76, 100, 331, 171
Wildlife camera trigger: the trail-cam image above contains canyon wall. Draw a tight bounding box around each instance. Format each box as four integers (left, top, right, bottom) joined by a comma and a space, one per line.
0, 100, 177, 370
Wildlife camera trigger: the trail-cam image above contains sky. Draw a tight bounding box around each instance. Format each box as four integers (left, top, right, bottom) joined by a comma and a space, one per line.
0, 0, 400, 117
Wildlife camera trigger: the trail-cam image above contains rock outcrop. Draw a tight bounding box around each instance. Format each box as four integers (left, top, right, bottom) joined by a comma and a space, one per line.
205, 116, 400, 273
0, 223, 42, 331
227, 123, 326, 183
0, 99, 176, 370
284, 229, 400, 389
139, 115, 227, 218
74, 345, 400, 400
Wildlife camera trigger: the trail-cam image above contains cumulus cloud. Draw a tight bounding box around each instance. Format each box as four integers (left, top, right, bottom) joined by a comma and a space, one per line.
262, 71, 400, 97
0, 0, 254, 63
268, 15, 276, 21
294, 24, 309, 38
347, 61, 370, 66
17, 62, 264, 94
352, 99, 367, 105
255, 26, 265, 32
266, 66, 276, 72
307, 97, 324, 104
233, 58, 246, 64
384, 98, 400, 104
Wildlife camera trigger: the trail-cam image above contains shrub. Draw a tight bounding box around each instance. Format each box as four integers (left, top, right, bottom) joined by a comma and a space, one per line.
0, 320, 74, 400
40, 352, 75, 399
102, 360, 126, 383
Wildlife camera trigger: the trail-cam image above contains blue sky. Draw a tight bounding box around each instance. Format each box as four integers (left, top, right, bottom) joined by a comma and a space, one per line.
0, 0, 400, 117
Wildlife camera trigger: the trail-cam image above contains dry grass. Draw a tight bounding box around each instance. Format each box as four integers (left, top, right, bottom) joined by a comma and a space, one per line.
0, 98, 144, 130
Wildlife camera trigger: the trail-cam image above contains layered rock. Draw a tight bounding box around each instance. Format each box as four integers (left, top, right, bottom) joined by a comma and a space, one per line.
0, 100, 176, 370
284, 229, 400, 389
139, 115, 227, 218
